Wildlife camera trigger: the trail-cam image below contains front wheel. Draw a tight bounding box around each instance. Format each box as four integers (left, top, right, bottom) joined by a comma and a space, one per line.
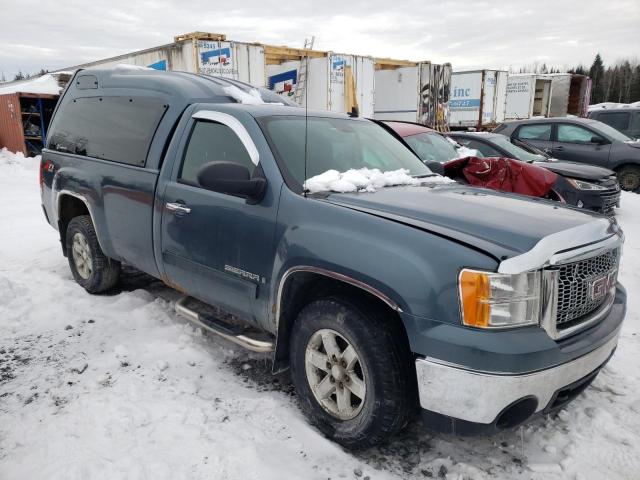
289, 296, 417, 448
617, 165, 640, 191
66, 215, 120, 293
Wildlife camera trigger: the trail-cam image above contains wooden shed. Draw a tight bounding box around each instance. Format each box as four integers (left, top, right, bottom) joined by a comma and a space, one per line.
0, 91, 59, 156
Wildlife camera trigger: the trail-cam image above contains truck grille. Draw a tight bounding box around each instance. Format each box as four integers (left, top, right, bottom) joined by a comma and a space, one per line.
601, 191, 621, 216
556, 249, 619, 327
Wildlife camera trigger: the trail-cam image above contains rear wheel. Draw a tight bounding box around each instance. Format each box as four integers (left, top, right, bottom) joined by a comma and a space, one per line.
66, 215, 120, 293
617, 165, 640, 191
289, 296, 416, 448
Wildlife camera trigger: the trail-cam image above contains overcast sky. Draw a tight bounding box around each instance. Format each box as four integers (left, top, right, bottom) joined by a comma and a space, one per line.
1, 0, 638, 80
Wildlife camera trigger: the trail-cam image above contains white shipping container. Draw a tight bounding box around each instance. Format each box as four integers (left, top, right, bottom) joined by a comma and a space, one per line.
373, 62, 452, 129
266, 53, 376, 117
67, 34, 268, 86
539, 73, 591, 117
505, 74, 552, 120
450, 70, 507, 129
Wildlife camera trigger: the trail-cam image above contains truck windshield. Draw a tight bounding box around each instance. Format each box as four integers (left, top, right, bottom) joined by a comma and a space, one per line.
403, 133, 459, 162
261, 116, 433, 188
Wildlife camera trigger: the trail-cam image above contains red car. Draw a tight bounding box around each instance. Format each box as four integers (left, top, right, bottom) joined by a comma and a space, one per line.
377, 121, 562, 201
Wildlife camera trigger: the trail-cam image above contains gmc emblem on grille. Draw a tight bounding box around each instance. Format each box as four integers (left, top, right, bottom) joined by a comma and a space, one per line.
589, 270, 617, 301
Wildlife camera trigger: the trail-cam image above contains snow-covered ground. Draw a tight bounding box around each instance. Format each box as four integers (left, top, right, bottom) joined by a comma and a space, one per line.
0, 148, 639, 480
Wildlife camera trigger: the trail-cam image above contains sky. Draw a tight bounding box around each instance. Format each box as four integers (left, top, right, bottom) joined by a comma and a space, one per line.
0, 0, 639, 81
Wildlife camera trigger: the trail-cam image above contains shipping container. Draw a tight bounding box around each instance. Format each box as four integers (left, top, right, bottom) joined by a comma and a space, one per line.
59, 32, 378, 117
266, 52, 375, 117
539, 73, 592, 117
504, 74, 553, 120
449, 70, 508, 129
373, 60, 452, 130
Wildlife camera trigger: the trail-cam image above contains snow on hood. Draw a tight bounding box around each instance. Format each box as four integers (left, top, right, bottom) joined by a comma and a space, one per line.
304, 167, 454, 194
0, 74, 62, 95
456, 145, 480, 158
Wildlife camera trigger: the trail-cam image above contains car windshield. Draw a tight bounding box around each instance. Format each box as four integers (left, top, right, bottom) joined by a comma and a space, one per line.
590, 121, 633, 142
489, 135, 545, 162
261, 116, 433, 188
404, 132, 459, 162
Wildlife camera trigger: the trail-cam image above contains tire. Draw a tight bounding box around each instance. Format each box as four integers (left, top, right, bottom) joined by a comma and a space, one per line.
289, 295, 417, 448
65, 215, 120, 293
617, 165, 640, 191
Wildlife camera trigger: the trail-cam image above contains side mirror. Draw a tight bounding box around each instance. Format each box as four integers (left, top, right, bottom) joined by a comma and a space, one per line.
197, 161, 266, 203
425, 161, 445, 175
591, 136, 609, 145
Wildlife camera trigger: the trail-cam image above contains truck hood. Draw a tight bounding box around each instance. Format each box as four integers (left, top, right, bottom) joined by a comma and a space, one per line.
533, 160, 614, 182
324, 184, 612, 262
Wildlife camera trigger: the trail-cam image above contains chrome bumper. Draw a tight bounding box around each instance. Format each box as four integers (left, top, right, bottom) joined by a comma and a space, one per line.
415, 333, 619, 424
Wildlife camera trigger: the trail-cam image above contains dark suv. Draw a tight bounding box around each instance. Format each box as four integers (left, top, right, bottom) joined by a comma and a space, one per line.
588, 107, 640, 140
494, 117, 640, 191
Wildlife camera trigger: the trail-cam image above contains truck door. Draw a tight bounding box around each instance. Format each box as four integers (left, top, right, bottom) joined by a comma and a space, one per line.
552, 123, 612, 167
159, 111, 278, 324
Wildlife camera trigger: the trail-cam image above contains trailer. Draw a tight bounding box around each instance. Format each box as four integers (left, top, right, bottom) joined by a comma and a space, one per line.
504, 74, 553, 120
449, 70, 508, 130
539, 73, 592, 117
373, 60, 452, 130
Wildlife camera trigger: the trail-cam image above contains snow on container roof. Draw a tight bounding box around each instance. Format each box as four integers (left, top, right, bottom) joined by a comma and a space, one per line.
0, 74, 64, 96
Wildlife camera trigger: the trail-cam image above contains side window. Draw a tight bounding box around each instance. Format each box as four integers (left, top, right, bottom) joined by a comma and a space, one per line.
179, 121, 255, 185
630, 112, 640, 132
516, 124, 552, 141
48, 96, 167, 166
598, 112, 630, 131
557, 124, 602, 144
464, 140, 501, 157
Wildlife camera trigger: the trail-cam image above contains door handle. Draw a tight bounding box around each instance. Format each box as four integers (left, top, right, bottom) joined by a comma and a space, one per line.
166, 202, 191, 214
554, 146, 564, 151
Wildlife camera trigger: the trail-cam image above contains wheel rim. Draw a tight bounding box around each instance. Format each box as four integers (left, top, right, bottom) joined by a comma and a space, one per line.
304, 328, 366, 420
620, 172, 639, 191
71, 232, 93, 280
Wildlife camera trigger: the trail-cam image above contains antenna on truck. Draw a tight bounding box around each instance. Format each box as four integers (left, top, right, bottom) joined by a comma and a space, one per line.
301, 37, 315, 197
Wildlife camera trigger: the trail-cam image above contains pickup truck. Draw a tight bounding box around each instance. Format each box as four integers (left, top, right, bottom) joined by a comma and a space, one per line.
40, 69, 626, 448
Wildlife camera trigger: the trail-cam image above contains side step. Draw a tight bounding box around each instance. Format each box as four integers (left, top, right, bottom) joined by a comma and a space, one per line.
174, 296, 274, 353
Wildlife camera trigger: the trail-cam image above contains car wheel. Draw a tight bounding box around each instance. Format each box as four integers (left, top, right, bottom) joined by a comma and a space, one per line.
289, 295, 417, 448
66, 215, 120, 293
617, 165, 640, 191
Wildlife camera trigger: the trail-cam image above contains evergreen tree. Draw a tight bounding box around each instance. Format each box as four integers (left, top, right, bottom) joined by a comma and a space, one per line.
589, 54, 605, 103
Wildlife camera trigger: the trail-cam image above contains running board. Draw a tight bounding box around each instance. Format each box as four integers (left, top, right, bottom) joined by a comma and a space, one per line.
174, 296, 274, 353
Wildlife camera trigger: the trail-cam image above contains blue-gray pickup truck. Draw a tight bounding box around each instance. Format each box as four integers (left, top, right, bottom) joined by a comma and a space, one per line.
40, 68, 626, 448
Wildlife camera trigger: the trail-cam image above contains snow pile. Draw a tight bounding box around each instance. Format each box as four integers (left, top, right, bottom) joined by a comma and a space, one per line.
224, 85, 266, 105
0, 147, 39, 171
0, 73, 62, 95
1, 148, 640, 480
304, 168, 454, 193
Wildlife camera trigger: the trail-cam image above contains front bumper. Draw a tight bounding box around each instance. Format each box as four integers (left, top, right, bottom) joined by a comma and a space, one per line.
415, 332, 618, 427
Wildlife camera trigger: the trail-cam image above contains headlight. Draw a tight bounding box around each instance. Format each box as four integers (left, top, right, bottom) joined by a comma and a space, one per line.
566, 178, 607, 191
458, 269, 541, 328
